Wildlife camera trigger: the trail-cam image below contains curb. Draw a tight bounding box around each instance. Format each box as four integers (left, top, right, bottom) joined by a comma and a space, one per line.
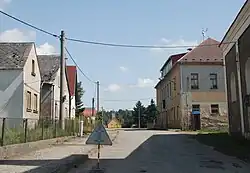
26, 130, 119, 173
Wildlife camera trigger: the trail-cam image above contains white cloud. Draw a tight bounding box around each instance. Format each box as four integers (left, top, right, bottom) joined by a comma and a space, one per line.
0, 0, 11, 10
130, 78, 155, 88
104, 84, 121, 92
150, 38, 198, 53
0, 28, 36, 42
36, 42, 56, 55
0, 29, 57, 55
119, 66, 128, 72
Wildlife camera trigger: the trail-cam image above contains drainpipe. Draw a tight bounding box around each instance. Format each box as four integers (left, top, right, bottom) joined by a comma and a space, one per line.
236, 41, 245, 136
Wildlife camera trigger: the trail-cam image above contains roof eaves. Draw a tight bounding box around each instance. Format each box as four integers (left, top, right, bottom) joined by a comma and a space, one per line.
219, 0, 249, 47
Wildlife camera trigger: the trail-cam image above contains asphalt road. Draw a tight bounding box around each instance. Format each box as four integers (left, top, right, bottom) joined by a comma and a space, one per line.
69, 130, 250, 173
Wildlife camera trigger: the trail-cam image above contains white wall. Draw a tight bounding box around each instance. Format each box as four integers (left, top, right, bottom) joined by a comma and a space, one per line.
70, 96, 76, 119
23, 44, 41, 120
53, 69, 70, 120
0, 70, 24, 125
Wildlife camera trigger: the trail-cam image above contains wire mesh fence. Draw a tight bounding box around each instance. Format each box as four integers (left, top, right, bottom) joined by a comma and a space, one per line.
0, 117, 94, 146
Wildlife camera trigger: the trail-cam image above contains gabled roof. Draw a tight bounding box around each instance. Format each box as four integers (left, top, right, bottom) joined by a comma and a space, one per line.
66, 66, 77, 96
37, 55, 60, 82
82, 107, 96, 117
220, 0, 249, 47
178, 38, 223, 63
0, 42, 33, 70
160, 52, 187, 71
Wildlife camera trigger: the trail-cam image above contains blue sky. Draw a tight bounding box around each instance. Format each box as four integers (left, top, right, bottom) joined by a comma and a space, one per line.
0, 0, 246, 110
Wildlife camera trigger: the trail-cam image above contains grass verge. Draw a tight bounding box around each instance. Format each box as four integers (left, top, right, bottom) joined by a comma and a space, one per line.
193, 131, 250, 162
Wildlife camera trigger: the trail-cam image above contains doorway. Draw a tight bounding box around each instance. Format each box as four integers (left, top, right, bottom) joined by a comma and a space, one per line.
192, 104, 201, 130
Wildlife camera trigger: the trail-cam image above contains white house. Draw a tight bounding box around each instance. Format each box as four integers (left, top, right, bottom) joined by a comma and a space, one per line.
37, 55, 70, 121
66, 66, 77, 119
0, 42, 41, 126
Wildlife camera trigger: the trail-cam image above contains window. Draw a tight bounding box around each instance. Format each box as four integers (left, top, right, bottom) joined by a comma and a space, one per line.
210, 73, 218, 89
169, 82, 172, 97
191, 73, 199, 89
31, 59, 35, 76
211, 104, 219, 114
192, 104, 200, 111
33, 94, 38, 113
26, 91, 31, 111
162, 99, 166, 109
173, 77, 176, 90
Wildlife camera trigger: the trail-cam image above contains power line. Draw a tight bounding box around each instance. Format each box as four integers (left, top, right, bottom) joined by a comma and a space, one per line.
66, 37, 235, 49
102, 97, 156, 102
0, 10, 59, 38
64, 47, 96, 84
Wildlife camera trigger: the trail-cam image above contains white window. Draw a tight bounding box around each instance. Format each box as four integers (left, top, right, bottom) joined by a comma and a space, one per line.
211, 104, 219, 114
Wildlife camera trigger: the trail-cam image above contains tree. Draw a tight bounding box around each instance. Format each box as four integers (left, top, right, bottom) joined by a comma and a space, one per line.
145, 99, 158, 123
132, 101, 147, 127
75, 81, 85, 116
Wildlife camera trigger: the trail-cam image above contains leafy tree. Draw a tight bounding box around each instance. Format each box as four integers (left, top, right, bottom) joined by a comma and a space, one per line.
145, 99, 158, 123
132, 101, 147, 127
75, 81, 85, 116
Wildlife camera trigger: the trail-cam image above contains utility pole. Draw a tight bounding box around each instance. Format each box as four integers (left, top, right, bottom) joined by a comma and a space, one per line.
138, 107, 141, 129
59, 30, 65, 129
96, 81, 100, 113
101, 106, 104, 125
91, 97, 95, 117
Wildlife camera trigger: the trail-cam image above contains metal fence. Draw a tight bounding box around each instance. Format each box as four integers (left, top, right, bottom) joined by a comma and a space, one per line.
0, 117, 94, 146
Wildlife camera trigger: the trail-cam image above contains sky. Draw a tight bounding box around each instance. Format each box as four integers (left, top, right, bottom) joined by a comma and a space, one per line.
0, 0, 246, 110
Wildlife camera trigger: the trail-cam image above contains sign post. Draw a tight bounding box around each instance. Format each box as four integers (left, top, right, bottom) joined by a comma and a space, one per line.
86, 122, 112, 171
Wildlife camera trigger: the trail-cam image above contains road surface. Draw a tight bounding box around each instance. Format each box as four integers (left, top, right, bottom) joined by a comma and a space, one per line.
69, 130, 250, 173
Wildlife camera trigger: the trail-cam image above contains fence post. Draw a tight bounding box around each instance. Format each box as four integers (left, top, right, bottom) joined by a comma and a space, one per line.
41, 118, 44, 140
54, 119, 57, 138
24, 119, 28, 143
1, 118, 6, 146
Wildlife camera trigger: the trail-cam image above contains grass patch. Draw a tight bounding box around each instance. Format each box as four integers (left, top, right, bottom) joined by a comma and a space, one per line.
193, 132, 250, 162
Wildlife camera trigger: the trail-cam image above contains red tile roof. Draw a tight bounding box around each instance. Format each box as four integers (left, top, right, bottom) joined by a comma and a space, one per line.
66, 66, 77, 96
82, 107, 96, 117
178, 38, 223, 63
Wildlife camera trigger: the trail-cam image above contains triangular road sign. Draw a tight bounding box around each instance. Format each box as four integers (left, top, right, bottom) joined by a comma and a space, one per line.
86, 123, 112, 145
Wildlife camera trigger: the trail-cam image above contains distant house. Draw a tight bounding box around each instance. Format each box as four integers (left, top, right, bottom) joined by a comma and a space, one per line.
38, 55, 70, 121
108, 118, 121, 128
155, 38, 228, 130
220, 0, 250, 139
82, 107, 96, 122
0, 42, 41, 126
66, 66, 77, 119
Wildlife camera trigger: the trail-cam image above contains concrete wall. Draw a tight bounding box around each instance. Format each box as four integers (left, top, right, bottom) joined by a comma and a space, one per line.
0, 70, 24, 127
180, 64, 228, 130
23, 45, 41, 123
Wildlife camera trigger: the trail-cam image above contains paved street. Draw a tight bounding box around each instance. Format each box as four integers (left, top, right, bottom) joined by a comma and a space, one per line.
69, 130, 250, 173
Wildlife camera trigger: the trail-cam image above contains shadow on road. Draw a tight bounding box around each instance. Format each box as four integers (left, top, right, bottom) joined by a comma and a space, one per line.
193, 132, 250, 162
82, 133, 250, 172
0, 154, 88, 173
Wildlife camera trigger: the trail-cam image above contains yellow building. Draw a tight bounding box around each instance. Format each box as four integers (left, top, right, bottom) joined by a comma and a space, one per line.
108, 118, 121, 128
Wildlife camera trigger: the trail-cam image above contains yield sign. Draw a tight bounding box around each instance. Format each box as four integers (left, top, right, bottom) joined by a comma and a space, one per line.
86, 123, 112, 145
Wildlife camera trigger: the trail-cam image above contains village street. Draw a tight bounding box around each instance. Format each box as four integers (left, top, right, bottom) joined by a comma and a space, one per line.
69, 130, 250, 173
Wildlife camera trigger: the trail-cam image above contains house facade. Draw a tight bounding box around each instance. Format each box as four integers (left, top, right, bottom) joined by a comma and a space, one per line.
220, 0, 250, 139
155, 38, 228, 130
38, 55, 70, 121
0, 43, 41, 126
66, 66, 77, 119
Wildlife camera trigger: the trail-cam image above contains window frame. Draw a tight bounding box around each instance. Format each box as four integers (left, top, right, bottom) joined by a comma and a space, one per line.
31, 59, 36, 76
33, 93, 38, 113
26, 91, 32, 112
211, 104, 219, 114
190, 73, 199, 89
210, 73, 218, 89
